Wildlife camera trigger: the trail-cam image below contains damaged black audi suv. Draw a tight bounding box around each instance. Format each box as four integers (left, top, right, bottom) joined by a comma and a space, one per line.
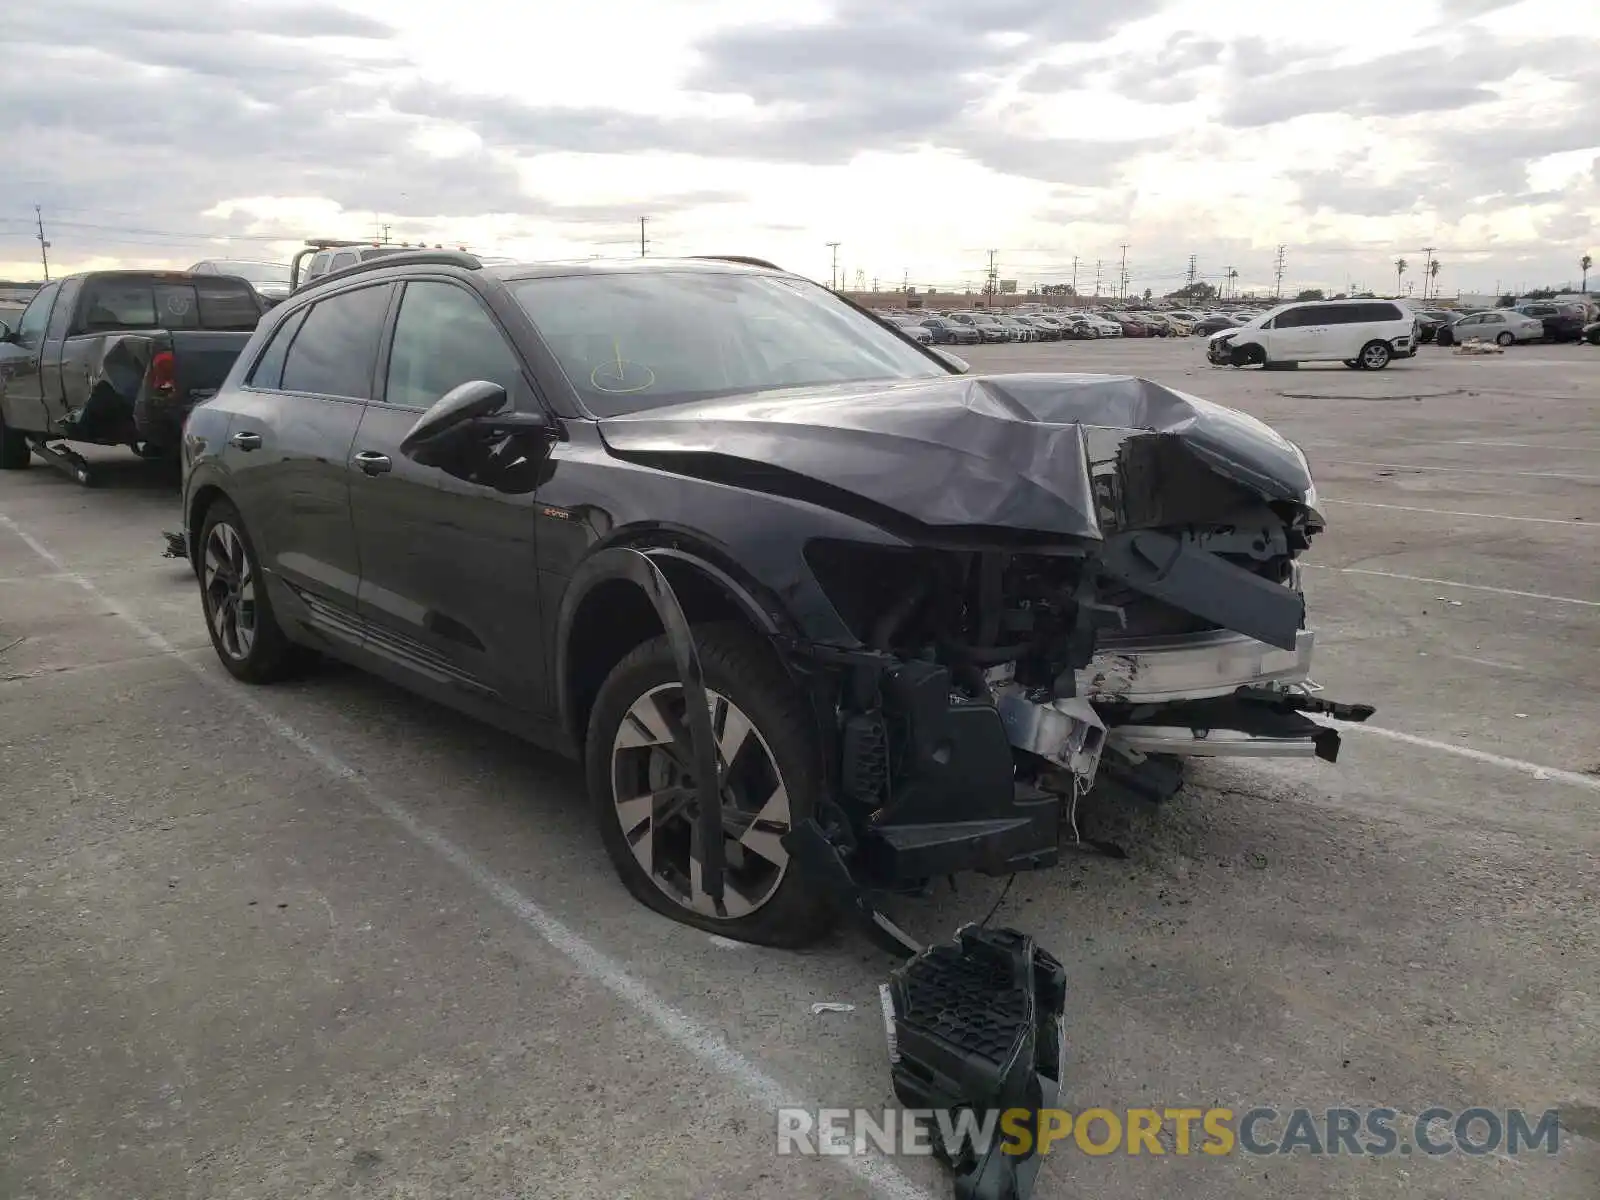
179, 252, 1372, 947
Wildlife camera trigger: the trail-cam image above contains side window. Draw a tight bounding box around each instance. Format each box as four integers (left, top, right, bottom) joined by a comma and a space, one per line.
383, 282, 523, 409
280, 284, 391, 399
15, 281, 60, 348
194, 279, 264, 330
1273, 306, 1310, 329
303, 254, 329, 281
191, 263, 215, 275
81, 278, 158, 330
1354, 302, 1402, 322
247, 307, 310, 390
45, 277, 82, 340
330, 251, 358, 273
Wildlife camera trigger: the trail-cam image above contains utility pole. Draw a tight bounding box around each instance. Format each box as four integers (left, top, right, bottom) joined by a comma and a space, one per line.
1420, 246, 1436, 300
1185, 254, 1197, 292
1273, 245, 1287, 300
825, 242, 841, 290
902, 268, 909, 293
1070, 256, 1079, 295
34, 205, 51, 281
1119, 243, 1129, 300
1093, 259, 1102, 299
639, 216, 649, 258
872, 276, 878, 292
985, 249, 998, 296
1223, 265, 1236, 299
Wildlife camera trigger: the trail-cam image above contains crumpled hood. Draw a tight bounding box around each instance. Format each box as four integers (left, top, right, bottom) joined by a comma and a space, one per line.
597, 372, 1316, 541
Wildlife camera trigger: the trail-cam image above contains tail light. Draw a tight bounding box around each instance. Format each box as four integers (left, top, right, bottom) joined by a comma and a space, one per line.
147, 350, 175, 393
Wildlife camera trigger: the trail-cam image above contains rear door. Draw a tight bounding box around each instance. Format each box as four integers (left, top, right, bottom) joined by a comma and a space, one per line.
222, 283, 393, 639
347, 277, 550, 711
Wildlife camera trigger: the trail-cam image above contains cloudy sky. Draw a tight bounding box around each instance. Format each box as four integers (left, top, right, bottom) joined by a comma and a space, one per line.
4, 0, 1597, 298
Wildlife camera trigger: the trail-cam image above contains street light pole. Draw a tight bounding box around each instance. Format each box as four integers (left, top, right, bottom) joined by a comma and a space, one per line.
825, 242, 841, 290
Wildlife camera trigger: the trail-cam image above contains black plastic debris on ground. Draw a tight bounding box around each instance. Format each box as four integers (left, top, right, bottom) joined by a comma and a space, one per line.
883, 925, 1065, 1200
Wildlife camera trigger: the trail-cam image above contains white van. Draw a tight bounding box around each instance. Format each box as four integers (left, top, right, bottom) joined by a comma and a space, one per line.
1206, 299, 1416, 369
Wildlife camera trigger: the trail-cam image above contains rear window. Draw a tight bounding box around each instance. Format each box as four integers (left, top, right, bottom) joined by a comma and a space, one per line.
78, 276, 260, 332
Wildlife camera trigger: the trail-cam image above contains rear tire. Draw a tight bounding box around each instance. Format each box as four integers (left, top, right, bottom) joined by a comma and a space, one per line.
197, 498, 310, 683
1495, 331, 1514, 347
585, 620, 835, 948
0, 411, 30, 470
1358, 340, 1392, 370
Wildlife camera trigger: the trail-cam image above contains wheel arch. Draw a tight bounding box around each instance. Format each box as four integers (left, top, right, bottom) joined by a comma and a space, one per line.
557, 543, 789, 755
186, 482, 230, 573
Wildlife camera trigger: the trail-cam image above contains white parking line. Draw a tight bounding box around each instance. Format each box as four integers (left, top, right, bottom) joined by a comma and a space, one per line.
1322, 460, 1600, 483
1302, 565, 1600, 608
1451, 439, 1600, 449
1336, 723, 1600, 794
0, 514, 937, 1200
1320, 500, 1595, 527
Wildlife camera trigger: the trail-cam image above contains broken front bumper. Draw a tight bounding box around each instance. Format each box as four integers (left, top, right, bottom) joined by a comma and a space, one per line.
1082, 628, 1316, 704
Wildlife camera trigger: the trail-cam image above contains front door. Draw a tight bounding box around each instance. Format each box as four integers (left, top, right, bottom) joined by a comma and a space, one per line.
222, 283, 393, 639
348, 278, 549, 712
0, 280, 60, 434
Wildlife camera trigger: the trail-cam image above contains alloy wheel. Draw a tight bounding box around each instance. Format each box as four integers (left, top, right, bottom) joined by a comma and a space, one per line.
1361, 342, 1390, 369
610, 684, 791, 919
203, 521, 257, 661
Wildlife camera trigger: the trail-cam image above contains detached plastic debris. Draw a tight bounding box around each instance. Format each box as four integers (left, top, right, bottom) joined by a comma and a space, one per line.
810, 1002, 856, 1015
883, 925, 1066, 1200
162, 530, 188, 560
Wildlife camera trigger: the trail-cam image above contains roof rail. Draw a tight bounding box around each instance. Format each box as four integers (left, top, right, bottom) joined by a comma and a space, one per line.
688, 255, 783, 271
302, 249, 483, 290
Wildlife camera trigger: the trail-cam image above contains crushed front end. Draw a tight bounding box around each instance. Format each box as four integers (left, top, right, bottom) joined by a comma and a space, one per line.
762, 379, 1375, 909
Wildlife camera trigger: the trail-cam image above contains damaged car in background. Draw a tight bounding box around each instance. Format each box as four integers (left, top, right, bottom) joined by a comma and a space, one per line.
178, 253, 1373, 956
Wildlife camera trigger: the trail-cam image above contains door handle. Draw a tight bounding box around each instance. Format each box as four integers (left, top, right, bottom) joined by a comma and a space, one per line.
229, 431, 262, 451
353, 450, 392, 476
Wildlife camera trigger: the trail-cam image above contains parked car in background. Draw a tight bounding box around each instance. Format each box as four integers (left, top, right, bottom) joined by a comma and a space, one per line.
0, 270, 263, 482
1411, 309, 1457, 343
188, 259, 291, 307
292, 239, 414, 288
994, 315, 1036, 342
919, 316, 981, 345
1208, 299, 1415, 369
886, 315, 934, 345
1110, 312, 1151, 338
1191, 314, 1240, 336
1081, 312, 1122, 338
1434, 310, 1544, 347
1057, 314, 1096, 339
1513, 303, 1586, 343
1584, 318, 1600, 345
956, 313, 1010, 343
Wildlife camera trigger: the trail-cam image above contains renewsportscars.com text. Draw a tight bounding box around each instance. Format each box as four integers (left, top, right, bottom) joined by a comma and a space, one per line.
776, 1106, 1563, 1158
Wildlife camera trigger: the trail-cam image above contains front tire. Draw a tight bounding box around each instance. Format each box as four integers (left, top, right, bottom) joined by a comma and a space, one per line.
197, 498, 308, 683
0, 411, 30, 470
1495, 331, 1514, 347
1359, 340, 1392, 369
585, 621, 835, 947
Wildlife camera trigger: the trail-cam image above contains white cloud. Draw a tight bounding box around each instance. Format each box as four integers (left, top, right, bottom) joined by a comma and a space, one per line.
3, 0, 1596, 297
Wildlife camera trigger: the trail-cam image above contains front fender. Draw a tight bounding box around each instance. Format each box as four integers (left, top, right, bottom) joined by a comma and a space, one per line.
553, 546, 727, 903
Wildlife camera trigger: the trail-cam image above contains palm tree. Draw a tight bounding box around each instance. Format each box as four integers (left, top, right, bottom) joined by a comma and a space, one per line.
1394, 257, 1408, 296
1427, 259, 1440, 300
1583, 254, 1593, 293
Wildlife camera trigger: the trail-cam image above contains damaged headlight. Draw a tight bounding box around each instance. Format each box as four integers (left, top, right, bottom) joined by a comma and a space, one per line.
1289, 441, 1318, 508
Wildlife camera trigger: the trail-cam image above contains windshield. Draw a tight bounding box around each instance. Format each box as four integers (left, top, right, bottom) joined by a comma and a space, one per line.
510, 270, 947, 416
207, 261, 289, 284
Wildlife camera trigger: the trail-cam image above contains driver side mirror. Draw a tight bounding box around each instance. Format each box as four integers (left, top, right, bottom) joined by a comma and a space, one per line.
0, 319, 13, 342
400, 380, 515, 456
930, 347, 969, 374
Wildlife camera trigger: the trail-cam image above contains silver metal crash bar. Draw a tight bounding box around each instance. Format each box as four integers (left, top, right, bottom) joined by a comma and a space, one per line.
1079, 628, 1315, 704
